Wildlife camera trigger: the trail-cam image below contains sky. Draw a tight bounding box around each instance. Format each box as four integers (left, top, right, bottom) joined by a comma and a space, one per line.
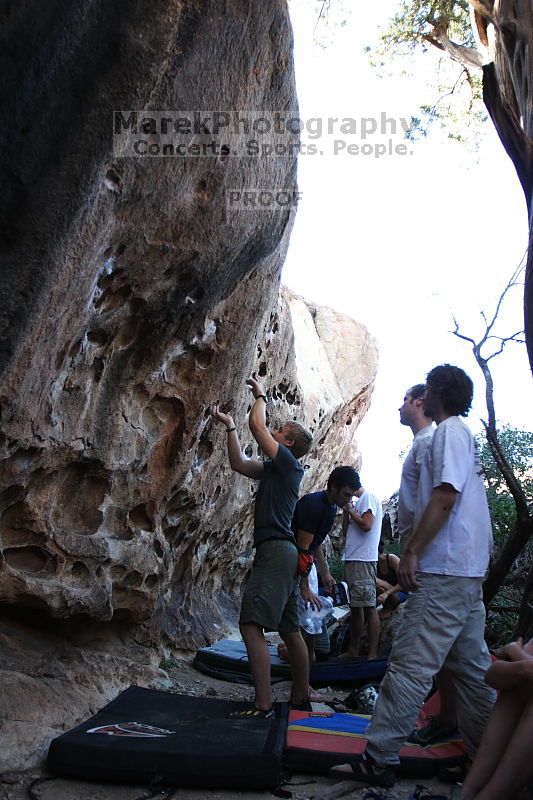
283, 0, 533, 499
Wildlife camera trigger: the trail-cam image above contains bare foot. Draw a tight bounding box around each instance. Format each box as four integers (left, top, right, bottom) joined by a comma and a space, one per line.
277, 642, 289, 662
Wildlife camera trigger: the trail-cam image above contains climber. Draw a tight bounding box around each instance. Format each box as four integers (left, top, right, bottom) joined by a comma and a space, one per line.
211, 376, 313, 720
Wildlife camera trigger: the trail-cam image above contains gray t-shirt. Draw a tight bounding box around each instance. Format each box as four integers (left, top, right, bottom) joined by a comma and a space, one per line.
398, 425, 434, 538
253, 444, 304, 546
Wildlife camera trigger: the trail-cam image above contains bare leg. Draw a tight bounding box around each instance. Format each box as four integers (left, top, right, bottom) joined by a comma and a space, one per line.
473, 693, 533, 800
281, 629, 310, 705
460, 688, 525, 800
303, 631, 316, 665
436, 667, 457, 727
240, 622, 272, 710
347, 606, 364, 656
364, 606, 380, 659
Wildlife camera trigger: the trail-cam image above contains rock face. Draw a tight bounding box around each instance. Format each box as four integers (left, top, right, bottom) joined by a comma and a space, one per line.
0, 0, 379, 772
0, 0, 300, 642
381, 491, 399, 541
0, 281, 378, 649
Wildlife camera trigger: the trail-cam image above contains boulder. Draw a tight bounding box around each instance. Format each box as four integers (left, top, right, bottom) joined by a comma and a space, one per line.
0, 0, 379, 771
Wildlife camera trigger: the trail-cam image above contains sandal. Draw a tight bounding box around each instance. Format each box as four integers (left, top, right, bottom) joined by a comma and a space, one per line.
407, 785, 449, 799
289, 698, 313, 712
227, 704, 275, 720
436, 761, 469, 784
329, 753, 396, 788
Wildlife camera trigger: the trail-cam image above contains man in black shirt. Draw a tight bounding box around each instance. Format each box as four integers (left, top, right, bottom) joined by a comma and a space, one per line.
290, 466, 359, 665
293, 466, 359, 608
211, 377, 313, 719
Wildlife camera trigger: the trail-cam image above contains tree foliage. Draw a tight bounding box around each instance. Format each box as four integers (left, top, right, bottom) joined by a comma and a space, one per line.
367, 0, 488, 145
370, 0, 533, 372
479, 424, 533, 644
477, 425, 533, 547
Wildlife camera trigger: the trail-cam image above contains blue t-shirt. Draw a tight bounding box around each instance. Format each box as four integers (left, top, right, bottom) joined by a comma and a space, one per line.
291, 490, 337, 552
253, 444, 304, 546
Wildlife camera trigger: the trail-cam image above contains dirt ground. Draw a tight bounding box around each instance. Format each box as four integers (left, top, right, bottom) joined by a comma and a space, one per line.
0, 648, 465, 800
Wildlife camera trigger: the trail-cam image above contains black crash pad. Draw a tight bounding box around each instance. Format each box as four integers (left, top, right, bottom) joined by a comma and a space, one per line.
47, 686, 287, 790
193, 638, 388, 686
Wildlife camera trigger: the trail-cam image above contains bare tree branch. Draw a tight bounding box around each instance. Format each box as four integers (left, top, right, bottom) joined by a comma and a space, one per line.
483, 260, 525, 341
313, 0, 329, 39
451, 311, 476, 345
451, 259, 533, 612
450, 260, 526, 427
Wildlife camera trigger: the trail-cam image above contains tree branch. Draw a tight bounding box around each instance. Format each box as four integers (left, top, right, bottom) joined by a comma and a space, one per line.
483, 62, 533, 209
431, 28, 484, 70
485, 331, 526, 360
313, 0, 329, 39
485, 261, 525, 336
467, 0, 496, 25
451, 260, 532, 609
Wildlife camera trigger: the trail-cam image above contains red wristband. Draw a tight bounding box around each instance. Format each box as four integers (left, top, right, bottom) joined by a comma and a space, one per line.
297, 550, 314, 577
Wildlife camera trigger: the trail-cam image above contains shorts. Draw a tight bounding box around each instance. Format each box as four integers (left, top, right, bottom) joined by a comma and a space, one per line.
240, 539, 300, 634
343, 560, 377, 607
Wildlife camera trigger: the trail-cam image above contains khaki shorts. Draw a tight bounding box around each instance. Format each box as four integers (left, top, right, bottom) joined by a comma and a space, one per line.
240, 539, 300, 634
343, 560, 377, 607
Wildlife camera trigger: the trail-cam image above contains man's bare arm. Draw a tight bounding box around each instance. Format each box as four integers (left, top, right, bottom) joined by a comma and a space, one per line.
247, 378, 279, 459
211, 404, 264, 479
345, 506, 374, 532
485, 659, 533, 691
315, 545, 334, 591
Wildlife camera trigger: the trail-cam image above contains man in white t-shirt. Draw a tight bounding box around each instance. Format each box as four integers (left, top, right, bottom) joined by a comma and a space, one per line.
337, 365, 496, 790
341, 473, 383, 660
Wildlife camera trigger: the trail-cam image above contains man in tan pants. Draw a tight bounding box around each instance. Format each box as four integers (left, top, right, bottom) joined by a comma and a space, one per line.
332, 364, 496, 788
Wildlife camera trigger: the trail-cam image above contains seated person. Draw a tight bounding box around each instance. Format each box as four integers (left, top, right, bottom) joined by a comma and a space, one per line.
376, 542, 407, 618
453, 635, 533, 800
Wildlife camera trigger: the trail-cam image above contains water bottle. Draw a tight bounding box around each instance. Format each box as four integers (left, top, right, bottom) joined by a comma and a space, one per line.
299, 595, 334, 635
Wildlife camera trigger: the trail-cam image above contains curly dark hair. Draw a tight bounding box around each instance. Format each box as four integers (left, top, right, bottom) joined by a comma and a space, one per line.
426, 364, 473, 417
327, 466, 361, 491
